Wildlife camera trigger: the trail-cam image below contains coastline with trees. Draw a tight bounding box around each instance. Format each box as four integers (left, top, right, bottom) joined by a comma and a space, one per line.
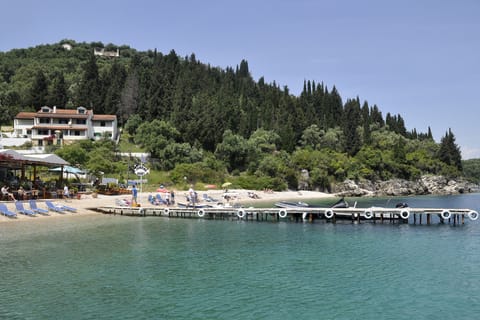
0, 40, 476, 195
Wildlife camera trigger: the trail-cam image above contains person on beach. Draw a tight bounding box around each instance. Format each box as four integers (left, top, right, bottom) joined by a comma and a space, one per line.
63, 185, 70, 200
17, 186, 25, 200
1, 186, 16, 201
188, 185, 196, 207
165, 191, 170, 205
131, 184, 138, 206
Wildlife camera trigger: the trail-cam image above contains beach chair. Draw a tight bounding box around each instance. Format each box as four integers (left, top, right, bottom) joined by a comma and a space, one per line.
58, 202, 77, 212
29, 199, 49, 214
15, 201, 36, 216
203, 194, 218, 202
115, 198, 130, 207
45, 200, 67, 213
0, 203, 17, 217
51, 200, 77, 212
53, 200, 77, 212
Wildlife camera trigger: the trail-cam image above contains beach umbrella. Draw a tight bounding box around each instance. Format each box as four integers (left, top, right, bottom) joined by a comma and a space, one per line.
156, 188, 169, 193
222, 182, 232, 188
49, 165, 85, 175
49, 165, 85, 181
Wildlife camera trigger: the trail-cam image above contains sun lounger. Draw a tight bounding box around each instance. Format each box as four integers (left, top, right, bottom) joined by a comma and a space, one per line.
29, 199, 49, 214
115, 199, 130, 207
58, 202, 77, 212
0, 203, 17, 217
203, 194, 218, 202
15, 201, 36, 215
45, 200, 67, 213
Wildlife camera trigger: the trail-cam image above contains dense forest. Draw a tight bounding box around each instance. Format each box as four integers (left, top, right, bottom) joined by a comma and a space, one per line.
0, 40, 470, 190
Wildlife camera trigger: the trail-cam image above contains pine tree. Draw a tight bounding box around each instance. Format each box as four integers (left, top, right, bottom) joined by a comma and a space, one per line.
438, 128, 462, 171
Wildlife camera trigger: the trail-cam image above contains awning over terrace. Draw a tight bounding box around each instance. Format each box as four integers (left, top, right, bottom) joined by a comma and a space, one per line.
0, 149, 71, 185
0, 150, 69, 169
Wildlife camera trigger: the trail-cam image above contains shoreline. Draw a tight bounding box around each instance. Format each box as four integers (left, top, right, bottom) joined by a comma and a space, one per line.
0, 189, 336, 224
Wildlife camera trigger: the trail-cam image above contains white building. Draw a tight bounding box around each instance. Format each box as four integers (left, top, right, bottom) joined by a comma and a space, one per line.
93, 48, 120, 57
14, 106, 118, 147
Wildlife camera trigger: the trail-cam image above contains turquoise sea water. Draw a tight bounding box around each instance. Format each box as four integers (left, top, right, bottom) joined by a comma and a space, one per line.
1, 194, 480, 319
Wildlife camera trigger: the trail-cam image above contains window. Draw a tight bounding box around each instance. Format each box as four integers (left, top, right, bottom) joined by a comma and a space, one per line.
100, 121, 106, 127
59, 119, 69, 124
76, 119, 86, 125
38, 129, 49, 135
39, 118, 50, 124
41, 107, 50, 113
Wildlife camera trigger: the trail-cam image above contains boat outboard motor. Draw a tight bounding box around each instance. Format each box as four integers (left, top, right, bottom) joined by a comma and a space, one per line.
395, 202, 409, 208
331, 197, 348, 208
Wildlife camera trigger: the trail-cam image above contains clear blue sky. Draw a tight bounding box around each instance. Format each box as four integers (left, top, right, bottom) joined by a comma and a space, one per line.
2, 0, 480, 158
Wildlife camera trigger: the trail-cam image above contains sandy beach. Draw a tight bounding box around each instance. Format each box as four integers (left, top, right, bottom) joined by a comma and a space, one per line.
0, 189, 335, 223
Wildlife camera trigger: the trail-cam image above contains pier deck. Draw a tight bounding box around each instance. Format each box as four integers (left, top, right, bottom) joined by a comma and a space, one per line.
95, 205, 479, 225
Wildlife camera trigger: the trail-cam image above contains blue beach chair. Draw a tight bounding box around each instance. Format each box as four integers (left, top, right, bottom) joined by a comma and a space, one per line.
0, 203, 17, 217
15, 201, 36, 216
58, 202, 77, 212
45, 200, 67, 213
29, 199, 49, 214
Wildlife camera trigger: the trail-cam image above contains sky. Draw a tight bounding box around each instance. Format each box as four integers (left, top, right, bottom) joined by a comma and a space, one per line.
2, 0, 480, 158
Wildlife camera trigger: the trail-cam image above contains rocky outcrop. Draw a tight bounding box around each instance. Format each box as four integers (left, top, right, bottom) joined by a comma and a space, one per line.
332, 175, 477, 197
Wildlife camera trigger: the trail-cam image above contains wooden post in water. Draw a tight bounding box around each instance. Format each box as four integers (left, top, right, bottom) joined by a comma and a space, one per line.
413, 213, 416, 224
427, 214, 431, 225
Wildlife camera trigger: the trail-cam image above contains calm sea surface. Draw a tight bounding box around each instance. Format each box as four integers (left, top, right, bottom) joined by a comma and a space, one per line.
2, 194, 480, 319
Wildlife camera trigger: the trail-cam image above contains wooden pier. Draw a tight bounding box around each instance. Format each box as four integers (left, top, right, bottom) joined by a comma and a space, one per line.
96, 206, 479, 225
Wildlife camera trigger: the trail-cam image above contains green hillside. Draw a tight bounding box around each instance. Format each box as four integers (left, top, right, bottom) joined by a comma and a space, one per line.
0, 40, 464, 190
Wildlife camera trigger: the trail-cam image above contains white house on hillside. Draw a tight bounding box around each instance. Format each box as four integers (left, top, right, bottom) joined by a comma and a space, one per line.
14, 106, 118, 148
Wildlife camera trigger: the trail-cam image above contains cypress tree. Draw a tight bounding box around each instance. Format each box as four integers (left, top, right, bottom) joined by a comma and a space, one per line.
343, 99, 361, 156
29, 70, 49, 108
427, 126, 433, 140
48, 71, 68, 107
76, 52, 101, 111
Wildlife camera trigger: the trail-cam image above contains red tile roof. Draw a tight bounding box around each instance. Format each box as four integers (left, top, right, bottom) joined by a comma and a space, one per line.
92, 114, 117, 120
15, 112, 36, 119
